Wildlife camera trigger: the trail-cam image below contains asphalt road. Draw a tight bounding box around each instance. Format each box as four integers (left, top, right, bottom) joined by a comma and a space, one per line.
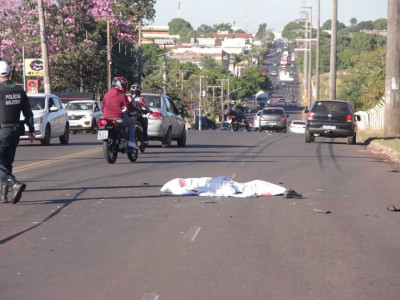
1, 128, 400, 300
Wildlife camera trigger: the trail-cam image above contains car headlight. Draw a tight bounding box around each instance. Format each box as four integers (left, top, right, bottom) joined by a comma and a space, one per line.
34, 117, 42, 124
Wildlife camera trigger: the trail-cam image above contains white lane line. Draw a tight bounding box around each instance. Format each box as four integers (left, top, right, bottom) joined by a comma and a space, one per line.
232, 173, 236, 179
185, 226, 201, 242
141, 293, 159, 300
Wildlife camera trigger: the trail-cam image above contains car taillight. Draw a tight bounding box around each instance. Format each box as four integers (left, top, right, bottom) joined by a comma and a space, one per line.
98, 119, 108, 129
346, 114, 353, 122
281, 116, 286, 120
307, 111, 314, 120
148, 112, 163, 120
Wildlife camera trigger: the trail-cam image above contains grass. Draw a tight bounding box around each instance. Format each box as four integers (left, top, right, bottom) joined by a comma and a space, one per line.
358, 129, 400, 161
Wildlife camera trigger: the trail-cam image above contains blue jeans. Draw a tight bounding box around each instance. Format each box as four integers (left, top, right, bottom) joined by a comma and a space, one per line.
119, 112, 136, 143
0, 127, 20, 181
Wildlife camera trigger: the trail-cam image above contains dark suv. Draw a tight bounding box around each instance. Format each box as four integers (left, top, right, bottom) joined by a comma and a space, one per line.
305, 100, 360, 144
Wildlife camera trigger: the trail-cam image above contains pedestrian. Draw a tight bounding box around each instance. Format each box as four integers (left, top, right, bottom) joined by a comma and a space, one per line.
0, 61, 35, 204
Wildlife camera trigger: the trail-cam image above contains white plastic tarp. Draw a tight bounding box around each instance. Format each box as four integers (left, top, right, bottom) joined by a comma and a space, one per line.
160, 176, 287, 198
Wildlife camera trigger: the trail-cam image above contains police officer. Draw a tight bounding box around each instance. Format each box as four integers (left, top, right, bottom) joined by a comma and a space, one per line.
0, 61, 35, 204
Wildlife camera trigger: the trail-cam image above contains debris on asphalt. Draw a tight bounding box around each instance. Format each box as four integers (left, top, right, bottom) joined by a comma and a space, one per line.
389, 170, 399, 173
313, 209, 332, 214
200, 200, 216, 204
387, 205, 400, 212
283, 190, 303, 199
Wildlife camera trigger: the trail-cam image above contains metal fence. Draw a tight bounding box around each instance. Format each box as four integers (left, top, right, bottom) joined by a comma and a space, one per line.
356, 99, 385, 131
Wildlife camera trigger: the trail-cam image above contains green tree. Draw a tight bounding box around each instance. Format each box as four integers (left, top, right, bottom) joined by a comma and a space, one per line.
197, 24, 214, 36
282, 21, 302, 40
321, 19, 346, 30
373, 18, 387, 30
350, 18, 358, 26
213, 23, 232, 32
168, 18, 193, 35
338, 46, 386, 110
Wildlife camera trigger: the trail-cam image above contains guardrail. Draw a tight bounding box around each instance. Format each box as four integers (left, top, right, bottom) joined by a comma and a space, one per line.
356, 99, 385, 131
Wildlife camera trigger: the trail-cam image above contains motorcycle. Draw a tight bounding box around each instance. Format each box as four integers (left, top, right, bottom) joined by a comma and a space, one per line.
227, 113, 251, 132
97, 118, 139, 164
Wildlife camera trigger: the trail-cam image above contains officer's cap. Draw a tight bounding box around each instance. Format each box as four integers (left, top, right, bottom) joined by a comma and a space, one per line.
0, 61, 10, 77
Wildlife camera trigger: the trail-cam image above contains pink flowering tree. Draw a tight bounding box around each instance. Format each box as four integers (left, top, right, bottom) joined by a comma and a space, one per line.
1, 0, 155, 96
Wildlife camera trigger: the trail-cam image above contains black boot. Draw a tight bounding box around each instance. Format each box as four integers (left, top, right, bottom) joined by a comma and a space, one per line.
7, 177, 26, 204
0, 181, 9, 203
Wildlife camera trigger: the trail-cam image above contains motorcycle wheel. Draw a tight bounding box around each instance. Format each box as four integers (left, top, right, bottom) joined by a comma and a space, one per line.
127, 147, 138, 162
232, 123, 239, 131
103, 139, 118, 163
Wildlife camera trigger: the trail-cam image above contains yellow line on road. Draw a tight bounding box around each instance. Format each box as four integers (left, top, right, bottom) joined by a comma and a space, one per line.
13, 147, 101, 174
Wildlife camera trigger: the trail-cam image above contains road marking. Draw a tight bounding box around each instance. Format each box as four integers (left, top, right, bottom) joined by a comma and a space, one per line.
13, 147, 100, 173
232, 173, 236, 179
185, 226, 201, 242
241, 161, 245, 166
141, 293, 159, 300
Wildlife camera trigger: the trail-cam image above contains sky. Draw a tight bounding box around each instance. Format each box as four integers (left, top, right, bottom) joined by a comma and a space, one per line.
151, 0, 388, 33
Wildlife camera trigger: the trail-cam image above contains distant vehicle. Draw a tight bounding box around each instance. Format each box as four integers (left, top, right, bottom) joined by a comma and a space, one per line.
253, 110, 263, 132
289, 120, 306, 134
277, 99, 285, 107
259, 107, 289, 133
20, 93, 69, 145
290, 100, 297, 107
305, 100, 360, 144
270, 70, 277, 76
141, 93, 186, 148
65, 100, 102, 134
273, 61, 279, 66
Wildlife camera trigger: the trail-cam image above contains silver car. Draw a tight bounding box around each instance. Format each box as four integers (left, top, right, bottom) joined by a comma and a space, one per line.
142, 93, 186, 148
259, 107, 288, 133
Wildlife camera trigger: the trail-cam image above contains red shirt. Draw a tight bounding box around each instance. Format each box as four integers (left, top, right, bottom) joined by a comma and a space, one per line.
101, 88, 135, 119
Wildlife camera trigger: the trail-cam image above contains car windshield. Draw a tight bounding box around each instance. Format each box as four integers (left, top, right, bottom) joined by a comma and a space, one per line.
313, 101, 349, 113
66, 102, 93, 110
28, 96, 46, 110
263, 109, 283, 115
142, 95, 161, 108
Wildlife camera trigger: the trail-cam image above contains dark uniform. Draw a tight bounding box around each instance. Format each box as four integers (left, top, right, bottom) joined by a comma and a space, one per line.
0, 80, 34, 203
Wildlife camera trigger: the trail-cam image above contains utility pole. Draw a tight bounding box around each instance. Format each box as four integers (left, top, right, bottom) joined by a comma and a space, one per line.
384, 0, 400, 135
329, 0, 338, 99
198, 76, 202, 131
162, 44, 167, 94
38, 0, 51, 94
316, 0, 320, 101
208, 85, 220, 123
138, 22, 143, 85
106, 19, 112, 90
303, 12, 308, 102
307, 8, 313, 108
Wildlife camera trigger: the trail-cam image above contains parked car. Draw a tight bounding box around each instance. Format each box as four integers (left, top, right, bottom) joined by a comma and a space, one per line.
305, 100, 360, 144
141, 93, 186, 148
20, 93, 69, 145
253, 110, 263, 131
65, 100, 102, 134
270, 70, 277, 76
259, 107, 289, 133
289, 120, 306, 134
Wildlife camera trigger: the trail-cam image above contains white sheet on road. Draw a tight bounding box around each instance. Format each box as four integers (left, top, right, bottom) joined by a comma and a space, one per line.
160, 176, 287, 197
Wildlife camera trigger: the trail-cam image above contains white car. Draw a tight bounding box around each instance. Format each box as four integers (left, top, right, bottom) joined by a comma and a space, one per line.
270, 70, 277, 76
20, 93, 69, 145
65, 100, 102, 134
289, 120, 306, 134
253, 110, 263, 131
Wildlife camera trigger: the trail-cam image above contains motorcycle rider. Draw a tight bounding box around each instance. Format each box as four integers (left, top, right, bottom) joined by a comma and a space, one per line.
128, 83, 152, 145
101, 77, 139, 150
